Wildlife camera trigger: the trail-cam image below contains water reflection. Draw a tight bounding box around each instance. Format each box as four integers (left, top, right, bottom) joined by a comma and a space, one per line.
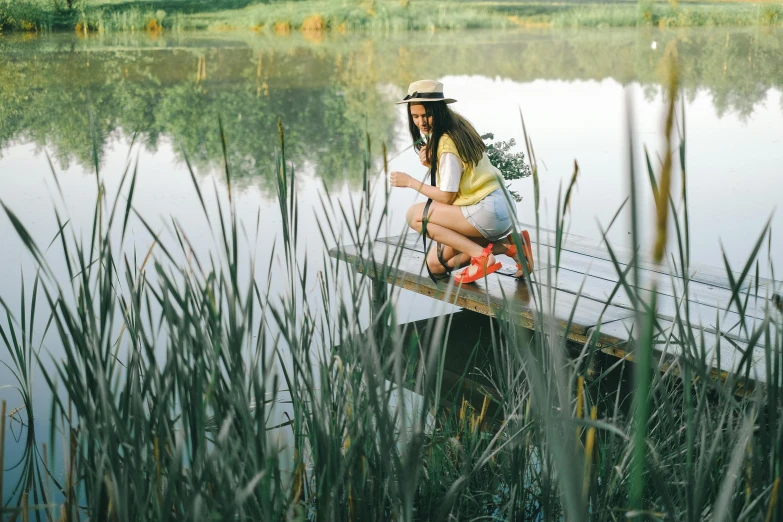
0, 40, 397, 190
1, 27, 782, 191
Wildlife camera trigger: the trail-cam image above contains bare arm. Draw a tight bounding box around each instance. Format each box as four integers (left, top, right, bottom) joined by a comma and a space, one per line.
409, 177, 458, 204
389, 147, 460, 204
389, 171, 458, 204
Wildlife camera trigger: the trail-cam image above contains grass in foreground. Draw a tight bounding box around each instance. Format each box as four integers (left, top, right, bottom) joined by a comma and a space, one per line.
0, 58, 781, 519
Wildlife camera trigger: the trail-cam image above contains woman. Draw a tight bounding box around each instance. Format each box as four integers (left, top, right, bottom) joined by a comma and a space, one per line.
389, 79, 533, 283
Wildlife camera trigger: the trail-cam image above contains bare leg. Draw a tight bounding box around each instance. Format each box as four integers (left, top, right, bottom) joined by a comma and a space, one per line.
407, 201, 509, 279
423, 233, 521, 278
425, 245, 472, 275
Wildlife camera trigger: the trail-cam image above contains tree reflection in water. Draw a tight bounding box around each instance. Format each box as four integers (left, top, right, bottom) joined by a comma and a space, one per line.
0, 27, 781, 191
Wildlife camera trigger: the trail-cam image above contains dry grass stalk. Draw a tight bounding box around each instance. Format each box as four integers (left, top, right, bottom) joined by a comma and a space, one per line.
653, 44, 680, 263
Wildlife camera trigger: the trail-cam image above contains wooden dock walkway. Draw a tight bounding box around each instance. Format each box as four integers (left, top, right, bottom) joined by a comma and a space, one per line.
330, 226, 780, 388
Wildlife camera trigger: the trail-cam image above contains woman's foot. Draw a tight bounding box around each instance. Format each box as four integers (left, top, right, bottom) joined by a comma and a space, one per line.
454, 244, 502, 284
503, 231, 534, 279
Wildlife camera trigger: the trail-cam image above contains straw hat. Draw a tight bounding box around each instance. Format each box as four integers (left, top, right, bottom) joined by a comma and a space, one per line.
396, 80, 456, 105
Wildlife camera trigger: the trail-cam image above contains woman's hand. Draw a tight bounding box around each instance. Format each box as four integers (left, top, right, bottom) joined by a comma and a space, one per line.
418, 146, 431, 167
389, 171, 413, 188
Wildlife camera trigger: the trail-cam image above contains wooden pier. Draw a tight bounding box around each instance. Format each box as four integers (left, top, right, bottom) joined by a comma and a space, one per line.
330, 226, 780, 389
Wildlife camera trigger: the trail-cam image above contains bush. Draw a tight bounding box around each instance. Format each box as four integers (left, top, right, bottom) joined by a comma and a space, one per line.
301, 14, 325, 31
0, 0, 51, 31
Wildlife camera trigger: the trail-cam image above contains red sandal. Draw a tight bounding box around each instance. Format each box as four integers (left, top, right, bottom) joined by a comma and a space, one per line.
454, 243, 503, 284
504, 230, 534, 279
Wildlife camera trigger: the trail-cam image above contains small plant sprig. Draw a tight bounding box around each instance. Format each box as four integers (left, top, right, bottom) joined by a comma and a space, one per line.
482, 132, 531, 202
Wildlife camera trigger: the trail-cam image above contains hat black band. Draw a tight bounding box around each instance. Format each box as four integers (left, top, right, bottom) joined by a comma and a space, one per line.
403, 91, 444, 101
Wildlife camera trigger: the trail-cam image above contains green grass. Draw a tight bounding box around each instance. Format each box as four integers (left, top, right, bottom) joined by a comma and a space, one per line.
0, 61, 782, 519
0, 0, 513, 33
516, 1, 783, 28
2, 0, 783, 32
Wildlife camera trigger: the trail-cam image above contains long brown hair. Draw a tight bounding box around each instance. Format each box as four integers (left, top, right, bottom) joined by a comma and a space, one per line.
406, 101, 485, 180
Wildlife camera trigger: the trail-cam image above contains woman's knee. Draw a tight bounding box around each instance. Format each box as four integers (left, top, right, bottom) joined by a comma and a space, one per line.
406, 204, 424, 228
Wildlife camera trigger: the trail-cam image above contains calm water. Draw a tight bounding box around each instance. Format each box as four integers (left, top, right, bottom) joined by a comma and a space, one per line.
1, 27, 782, 499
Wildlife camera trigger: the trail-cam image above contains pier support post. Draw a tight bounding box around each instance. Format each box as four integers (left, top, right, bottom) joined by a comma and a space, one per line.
371, 278, 390, 349
586, 352, 601, 381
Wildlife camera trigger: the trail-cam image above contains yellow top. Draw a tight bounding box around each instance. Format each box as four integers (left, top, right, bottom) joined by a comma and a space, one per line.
436, 133, 502, 206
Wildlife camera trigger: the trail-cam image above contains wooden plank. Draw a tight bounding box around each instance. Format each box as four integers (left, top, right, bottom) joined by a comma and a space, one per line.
540, 267, 767, 341
529, 226, 776, 291
329, 241, 635, 345
376, 233, 425, 252
588, 317, 771, 387
378, 233, 776, 332
541, 244, 769, 306
541, 238, 772, 323
389, 223, 776, 291
377, 233, 777, 310
546, 259, 775, 324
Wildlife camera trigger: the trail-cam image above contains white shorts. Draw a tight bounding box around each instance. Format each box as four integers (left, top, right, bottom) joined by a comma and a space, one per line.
460, 188, 516, 242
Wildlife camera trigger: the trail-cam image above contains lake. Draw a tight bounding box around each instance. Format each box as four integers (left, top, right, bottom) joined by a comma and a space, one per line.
1, 26, 782, 504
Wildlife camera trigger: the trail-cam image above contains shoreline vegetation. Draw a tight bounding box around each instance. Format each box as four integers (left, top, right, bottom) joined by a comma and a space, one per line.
1, 0, 783, 34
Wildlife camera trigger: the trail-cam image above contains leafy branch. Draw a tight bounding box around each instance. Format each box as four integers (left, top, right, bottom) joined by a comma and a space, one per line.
482, 133, 531, 202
